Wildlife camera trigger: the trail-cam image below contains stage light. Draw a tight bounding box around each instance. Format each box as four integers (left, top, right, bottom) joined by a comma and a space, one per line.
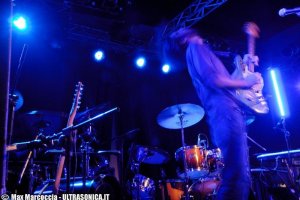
162, 64, 170, 74
13, 16, 27, 30
135, 57, 146, 68
269, 68, 290, 118
94, 50, 104, 62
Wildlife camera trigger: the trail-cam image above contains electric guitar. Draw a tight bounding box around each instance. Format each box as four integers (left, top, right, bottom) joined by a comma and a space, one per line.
233, 22, 269, 114
53, 81, 83, 194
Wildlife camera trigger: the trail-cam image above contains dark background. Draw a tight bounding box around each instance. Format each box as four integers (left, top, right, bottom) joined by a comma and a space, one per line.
4, 0, 300, 185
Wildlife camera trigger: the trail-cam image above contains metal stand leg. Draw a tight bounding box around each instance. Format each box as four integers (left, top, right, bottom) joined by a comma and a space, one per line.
247, 135, 267, 151
179, 112, 190, 200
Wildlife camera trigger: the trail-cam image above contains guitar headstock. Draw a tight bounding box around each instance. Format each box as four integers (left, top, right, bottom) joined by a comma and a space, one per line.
72, 81, 84, 112
243, 22, 260, 38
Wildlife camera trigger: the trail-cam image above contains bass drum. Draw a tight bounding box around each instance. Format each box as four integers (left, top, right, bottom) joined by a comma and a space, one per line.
188, 178, 221, 200
164, 179, 184, 200
34, 175, 121, 200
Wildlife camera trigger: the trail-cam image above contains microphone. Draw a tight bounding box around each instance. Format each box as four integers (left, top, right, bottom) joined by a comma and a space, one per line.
278, 7, 300, 17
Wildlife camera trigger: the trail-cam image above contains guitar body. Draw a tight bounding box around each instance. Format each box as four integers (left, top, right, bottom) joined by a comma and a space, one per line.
233, 55, 269, 114
233, 22, 269, 114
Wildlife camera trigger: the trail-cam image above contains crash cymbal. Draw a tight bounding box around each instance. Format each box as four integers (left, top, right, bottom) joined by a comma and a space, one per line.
157, 103, 204, 129
131, 145, 170, 165
18, 110, 67, 137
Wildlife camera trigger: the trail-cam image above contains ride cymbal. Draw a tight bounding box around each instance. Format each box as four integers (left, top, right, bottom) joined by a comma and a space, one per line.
157, 103, 204, 129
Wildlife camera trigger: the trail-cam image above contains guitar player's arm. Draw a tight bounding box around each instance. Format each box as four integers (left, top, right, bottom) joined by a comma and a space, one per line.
189, 42, 261, 90
214, 72, 261, 89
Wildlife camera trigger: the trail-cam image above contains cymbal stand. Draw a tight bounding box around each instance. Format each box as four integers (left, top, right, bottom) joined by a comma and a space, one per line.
81, 142, 89, 193
178, 110, 190, 200
81, 123, 94, 193
275, 118, 299, 198
129, 145, 149, 200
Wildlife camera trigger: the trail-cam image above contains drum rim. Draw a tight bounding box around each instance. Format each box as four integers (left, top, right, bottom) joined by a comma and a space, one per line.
175, 145, 204, 154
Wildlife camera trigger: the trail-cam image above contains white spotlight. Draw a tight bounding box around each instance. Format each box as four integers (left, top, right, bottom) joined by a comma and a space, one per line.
94, 50, 104, 61
136, 57, 146, 68
162, 64, 171, 73
13, 16, 27, 30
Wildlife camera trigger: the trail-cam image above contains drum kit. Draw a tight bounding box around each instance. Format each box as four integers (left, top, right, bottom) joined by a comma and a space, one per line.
8, 103, 223, 199
128, 103, 224, 200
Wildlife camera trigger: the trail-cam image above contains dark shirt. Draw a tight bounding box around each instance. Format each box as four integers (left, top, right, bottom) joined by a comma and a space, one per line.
186, 41, 241, 122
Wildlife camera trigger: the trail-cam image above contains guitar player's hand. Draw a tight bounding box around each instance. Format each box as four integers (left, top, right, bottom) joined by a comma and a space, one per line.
243, 54, 259, 66
244, 72, 261, 88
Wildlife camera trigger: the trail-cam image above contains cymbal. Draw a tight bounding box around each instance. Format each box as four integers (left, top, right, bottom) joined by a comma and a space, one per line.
157, 103, 204, 129
131, 145, 170, 165
18, 110, 67, 136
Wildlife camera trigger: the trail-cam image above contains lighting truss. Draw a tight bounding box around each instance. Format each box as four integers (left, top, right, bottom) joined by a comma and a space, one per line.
162, 0, 228, 37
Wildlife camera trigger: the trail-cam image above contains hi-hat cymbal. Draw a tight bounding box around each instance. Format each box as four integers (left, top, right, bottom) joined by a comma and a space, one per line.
157, 103, 204, 129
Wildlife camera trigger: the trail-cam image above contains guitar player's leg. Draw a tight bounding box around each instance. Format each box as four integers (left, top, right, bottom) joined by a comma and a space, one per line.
209, 107, 251, 200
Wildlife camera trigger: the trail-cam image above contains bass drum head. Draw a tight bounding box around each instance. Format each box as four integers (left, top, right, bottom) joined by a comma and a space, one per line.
188, 178, 220, 200
90, 175, 121, 200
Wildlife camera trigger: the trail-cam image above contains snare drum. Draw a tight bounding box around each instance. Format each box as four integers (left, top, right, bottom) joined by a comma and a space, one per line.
175, 145, 208, 179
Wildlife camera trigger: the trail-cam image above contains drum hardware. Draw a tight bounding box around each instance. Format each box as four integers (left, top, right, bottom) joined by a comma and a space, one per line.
129, 174, 156, 199
157, 103, 205, 200
197, 133, 209, 150
128, 144, 170, 199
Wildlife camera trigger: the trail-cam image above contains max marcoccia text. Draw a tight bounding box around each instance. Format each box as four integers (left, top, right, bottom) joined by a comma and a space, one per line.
11, 194, 110, 200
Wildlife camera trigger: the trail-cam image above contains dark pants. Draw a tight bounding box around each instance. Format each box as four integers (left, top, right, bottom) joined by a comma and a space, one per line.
209, 106, 251, 200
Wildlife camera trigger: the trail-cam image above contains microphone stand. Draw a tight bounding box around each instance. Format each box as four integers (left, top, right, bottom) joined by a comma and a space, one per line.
7, 43, 28, 191
59, 107, 119, 193
7, 107, 119, 193
275, 118, 299, 198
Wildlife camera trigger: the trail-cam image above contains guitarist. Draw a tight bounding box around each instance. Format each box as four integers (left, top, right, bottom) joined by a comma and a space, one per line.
164, 28, 261, 200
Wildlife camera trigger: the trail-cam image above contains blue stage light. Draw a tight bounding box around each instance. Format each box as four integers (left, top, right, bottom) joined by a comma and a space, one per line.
94, 50, 104, 61
13, 16, 27, 30
136, 57, 146, 68
162, 64, 170, 73
270, 68, 290, 118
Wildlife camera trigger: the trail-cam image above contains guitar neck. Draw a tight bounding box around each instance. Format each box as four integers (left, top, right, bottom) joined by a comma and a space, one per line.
247, 35, 255, 72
